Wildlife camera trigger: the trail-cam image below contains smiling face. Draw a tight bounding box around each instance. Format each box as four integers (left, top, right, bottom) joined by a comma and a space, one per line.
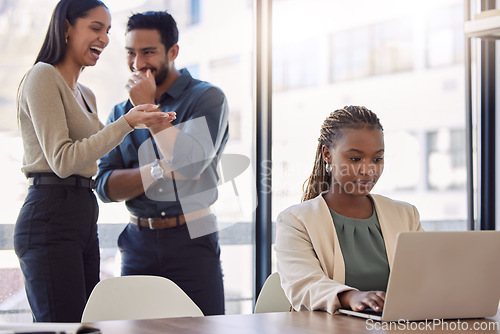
324, 126, 385, 197
125, 29, 174, 86
65, 5, 111, 67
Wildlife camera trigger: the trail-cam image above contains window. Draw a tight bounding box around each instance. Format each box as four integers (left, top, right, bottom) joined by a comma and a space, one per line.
0, 0, 255, 320
209, 56, 245, 141
190, 0, 201, 25
273, 39, 322, 91
329, 18, 413, 82
376, 130, 420, 192
330, 27, 372, 81
373, 19, 414, 75
426, 4, 464, 68
272, 0, 467, 268
427, 129, 467, 190
0, 0, 469, 321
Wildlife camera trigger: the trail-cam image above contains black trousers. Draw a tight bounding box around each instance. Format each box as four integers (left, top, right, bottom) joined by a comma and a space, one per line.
14, 185, 100, 322
118, 215, 225, 315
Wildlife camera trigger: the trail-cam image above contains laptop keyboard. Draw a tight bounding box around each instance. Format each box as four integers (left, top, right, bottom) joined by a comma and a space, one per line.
360, 308, 383, 316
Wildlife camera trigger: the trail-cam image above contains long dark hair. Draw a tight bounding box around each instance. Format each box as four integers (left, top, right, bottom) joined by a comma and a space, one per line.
302, 105, 384, 201
35, 0, 107, 65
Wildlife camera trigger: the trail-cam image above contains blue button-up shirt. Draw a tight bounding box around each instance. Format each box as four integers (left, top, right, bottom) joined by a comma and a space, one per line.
95, 69, 229, 218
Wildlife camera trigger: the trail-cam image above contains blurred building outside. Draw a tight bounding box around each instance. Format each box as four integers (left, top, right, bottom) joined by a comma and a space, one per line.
0, 0, 466, 321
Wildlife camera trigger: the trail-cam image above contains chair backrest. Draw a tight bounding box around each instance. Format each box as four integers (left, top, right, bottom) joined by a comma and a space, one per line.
254, 272, 291, 313
81, 275, 204, 322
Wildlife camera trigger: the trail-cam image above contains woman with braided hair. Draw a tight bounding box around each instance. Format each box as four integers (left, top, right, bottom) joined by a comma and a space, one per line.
275, 105, 423, 314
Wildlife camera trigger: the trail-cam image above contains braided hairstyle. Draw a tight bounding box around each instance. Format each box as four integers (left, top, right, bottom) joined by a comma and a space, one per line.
301, 105, 383, 202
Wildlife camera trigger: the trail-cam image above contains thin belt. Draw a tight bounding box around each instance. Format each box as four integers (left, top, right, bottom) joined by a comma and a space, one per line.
28, 173, 96, 189
130, 207, 212, 230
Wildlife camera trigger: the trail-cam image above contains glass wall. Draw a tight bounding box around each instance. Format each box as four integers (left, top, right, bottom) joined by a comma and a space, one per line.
271, 0, 468, 263
0, 0, 254, 321
0, 0, 471, 322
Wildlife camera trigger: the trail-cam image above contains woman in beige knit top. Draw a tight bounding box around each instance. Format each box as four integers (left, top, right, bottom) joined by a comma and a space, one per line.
13, 0, 175, 322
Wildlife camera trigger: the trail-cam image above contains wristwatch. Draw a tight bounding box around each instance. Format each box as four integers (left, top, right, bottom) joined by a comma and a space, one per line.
150, 159, 165, 181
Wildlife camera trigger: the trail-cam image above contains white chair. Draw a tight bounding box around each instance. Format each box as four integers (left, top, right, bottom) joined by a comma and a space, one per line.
254, 272, 292, 313
81, 275, 204, 322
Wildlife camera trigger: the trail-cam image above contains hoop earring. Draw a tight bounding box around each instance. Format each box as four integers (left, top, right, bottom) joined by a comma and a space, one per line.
65, 36, 68, 44
325, 162, 332, 173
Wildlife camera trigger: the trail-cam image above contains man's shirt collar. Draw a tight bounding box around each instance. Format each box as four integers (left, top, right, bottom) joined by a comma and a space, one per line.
159, 68, 192, 101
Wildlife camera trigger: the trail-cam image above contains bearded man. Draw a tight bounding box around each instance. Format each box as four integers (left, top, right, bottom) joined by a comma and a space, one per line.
95, 11, 228, 316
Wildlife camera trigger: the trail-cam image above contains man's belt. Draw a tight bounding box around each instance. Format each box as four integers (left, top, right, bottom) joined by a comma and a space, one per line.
130, 207, 212, 230
28, 173, 96, 189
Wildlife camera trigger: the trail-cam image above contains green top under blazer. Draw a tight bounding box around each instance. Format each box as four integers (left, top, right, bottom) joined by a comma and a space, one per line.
329, 206, 390, 292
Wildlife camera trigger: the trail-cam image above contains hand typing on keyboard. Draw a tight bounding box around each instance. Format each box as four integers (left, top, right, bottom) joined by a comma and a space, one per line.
338, 290, 386, 312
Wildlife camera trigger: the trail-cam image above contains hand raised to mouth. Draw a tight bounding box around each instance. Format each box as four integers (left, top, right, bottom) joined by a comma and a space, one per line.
126, 69, 157, 106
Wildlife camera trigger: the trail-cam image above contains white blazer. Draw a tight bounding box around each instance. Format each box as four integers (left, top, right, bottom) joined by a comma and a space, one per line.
275, 193, 423, 314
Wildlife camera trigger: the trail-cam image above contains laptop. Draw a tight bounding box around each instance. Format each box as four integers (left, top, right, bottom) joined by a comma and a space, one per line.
338, 231, 500, 322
